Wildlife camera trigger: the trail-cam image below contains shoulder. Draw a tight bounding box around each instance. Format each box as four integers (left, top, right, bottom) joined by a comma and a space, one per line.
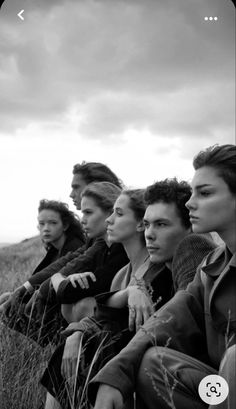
61, 235, 85, 254
178, 233, 216, 251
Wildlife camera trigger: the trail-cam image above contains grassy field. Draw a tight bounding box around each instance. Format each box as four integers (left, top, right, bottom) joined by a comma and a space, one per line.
0, 237, 55, 409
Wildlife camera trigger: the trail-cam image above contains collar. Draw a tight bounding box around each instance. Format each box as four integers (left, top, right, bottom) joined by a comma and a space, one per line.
202, 246, 236, 278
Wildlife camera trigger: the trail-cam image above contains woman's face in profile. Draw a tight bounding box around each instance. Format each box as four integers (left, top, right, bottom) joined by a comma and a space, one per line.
81, 196, 110, 239
106, 194, 140, 244
186, 166, 236, 235
37, 209, 66, 246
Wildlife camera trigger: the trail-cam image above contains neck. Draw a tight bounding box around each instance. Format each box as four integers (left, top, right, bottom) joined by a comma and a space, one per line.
165, 259, 173, 271
218, 229, 236, 254
123, 237, 149, 271
51, 234, 66, 251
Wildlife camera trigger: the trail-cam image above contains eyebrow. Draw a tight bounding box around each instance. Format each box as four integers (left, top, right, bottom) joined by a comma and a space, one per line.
194, 183, 213, 189
143, 217, 169, 223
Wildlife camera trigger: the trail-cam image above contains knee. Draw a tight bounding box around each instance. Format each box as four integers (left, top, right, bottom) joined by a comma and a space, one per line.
61, 297, 96, 323
220, 344, 236, 374
61, 304, 73, 323
137, 346, 165, 385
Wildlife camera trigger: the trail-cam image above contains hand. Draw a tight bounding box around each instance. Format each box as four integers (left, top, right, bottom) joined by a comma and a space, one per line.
61, 322, 84, 337
94, 384, 124, 409
61, 331, 84, 386
68, 272, 96, 289
128, 285, 154, 332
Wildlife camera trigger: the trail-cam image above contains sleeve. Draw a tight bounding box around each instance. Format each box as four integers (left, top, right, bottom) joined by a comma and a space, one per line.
88, 270, 207, 403
56, 244, 129, 303
172, 233, 217, 292
28, 246, 86, 287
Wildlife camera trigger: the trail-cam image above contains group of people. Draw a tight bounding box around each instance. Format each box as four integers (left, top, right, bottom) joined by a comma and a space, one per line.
0, 143, 235, 409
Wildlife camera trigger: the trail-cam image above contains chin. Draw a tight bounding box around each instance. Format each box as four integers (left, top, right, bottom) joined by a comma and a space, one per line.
149, 254, 161, 264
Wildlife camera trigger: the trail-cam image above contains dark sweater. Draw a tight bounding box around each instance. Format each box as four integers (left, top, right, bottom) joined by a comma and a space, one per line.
32, 234, 85, 275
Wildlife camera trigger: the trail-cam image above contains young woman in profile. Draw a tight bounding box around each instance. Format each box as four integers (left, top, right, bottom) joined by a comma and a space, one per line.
41, 189, 173, 409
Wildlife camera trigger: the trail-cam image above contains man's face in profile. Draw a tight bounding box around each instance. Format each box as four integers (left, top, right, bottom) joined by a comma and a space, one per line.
69, 173, 87, 210
144, 202, 190, 267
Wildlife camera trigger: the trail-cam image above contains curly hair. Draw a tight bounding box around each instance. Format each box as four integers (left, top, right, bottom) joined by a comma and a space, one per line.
81, 182, 121, 213
73, 161, 123, 188
193, 144, 236, 194
38, 199, 85, 242
144, 178, 191, 228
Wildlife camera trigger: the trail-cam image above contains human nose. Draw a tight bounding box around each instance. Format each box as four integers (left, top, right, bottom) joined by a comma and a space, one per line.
145, 225, 155, 241
185, 194, 196, 210
106, 213, 114, 225
70, 189, 74, 199
81, 215, 87, 226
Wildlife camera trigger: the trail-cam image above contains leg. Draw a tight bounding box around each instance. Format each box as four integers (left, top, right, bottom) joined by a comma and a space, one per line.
45, 392, 62, 409
61, 297, 97, 323
209, 344, 236, 409
136, 346, 216, 409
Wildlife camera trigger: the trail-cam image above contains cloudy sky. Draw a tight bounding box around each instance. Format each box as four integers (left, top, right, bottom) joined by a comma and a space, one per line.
0, 0, 235, 243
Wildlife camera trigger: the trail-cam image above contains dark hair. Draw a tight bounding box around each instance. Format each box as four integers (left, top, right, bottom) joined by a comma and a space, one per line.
144, 178, 191, 228
73, 161, 123, 188
38, 199, 85, 242
121, 189, 146, 221
81, 182, 121, 213
193, 144, 236, 194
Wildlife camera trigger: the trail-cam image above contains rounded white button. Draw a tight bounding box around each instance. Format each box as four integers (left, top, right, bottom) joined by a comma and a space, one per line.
198, 375, 229, 405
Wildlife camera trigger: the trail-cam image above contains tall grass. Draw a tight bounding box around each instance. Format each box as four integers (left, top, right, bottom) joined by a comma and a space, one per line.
0, 237, 55, 409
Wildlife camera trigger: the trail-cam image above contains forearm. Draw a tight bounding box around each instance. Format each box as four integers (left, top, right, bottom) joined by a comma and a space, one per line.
28, 250, 80, 287
51, 273, 66, 293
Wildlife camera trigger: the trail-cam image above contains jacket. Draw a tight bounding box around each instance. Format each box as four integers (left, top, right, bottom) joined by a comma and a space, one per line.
89, 246, 236, 403
32, 234, 85, 275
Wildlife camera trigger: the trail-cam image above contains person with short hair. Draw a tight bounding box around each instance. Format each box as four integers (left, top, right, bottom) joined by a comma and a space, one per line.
90, 144, 236, 409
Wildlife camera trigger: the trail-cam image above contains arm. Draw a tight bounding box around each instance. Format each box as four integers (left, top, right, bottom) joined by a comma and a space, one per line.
56, 243, 129, 303
27, 246, 86, 287
172, 233, 217, 291
88, 271, 206, 404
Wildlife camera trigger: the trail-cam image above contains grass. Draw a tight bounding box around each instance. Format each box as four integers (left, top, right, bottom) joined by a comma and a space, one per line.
0, 237, 55, 409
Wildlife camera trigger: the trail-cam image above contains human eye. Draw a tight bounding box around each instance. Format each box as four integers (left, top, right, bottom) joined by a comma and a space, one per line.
156, 222, 167, 227
143, 221, 149, 228
83, 210, 92, 215
115, 209, 123, 216
199, 190, 211, 197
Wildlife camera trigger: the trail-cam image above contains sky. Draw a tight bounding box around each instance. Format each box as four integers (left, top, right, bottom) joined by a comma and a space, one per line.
0, 0, 235, 243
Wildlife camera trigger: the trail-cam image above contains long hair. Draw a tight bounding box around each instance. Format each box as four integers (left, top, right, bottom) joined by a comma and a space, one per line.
38, 199, 85, 242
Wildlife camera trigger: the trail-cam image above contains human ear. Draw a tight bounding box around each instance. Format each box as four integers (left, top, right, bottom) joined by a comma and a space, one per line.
136, 220, 145, 232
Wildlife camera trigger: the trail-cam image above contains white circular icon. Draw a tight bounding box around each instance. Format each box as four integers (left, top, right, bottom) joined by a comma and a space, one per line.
198, 375, 229, 405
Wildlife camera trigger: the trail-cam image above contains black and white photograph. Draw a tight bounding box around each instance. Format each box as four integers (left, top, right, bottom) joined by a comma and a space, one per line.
0, 1, 235, 408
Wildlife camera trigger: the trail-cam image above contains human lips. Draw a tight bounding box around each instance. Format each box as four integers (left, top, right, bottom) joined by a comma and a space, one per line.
189, 214, 199, 222
146, 246, 159, 253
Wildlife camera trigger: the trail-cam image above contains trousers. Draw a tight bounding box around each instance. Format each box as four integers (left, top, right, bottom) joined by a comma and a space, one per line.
135, 345, 236, 409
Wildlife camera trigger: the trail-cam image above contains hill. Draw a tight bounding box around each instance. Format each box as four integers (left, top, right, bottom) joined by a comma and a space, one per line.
0, 236, 53, 409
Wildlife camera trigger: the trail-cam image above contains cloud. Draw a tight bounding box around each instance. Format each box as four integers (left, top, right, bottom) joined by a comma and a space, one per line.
0, 0, 234, 142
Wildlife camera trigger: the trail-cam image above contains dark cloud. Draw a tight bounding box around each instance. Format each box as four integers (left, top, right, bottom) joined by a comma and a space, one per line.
0, 0, 234, 140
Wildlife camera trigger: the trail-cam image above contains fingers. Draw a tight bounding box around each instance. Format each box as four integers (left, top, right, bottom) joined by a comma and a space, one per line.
128, 306, 136, 332
69, 272, 96, 289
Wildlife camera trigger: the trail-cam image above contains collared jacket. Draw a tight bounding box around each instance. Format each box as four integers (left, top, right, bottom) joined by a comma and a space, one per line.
89, 246, 236, 402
